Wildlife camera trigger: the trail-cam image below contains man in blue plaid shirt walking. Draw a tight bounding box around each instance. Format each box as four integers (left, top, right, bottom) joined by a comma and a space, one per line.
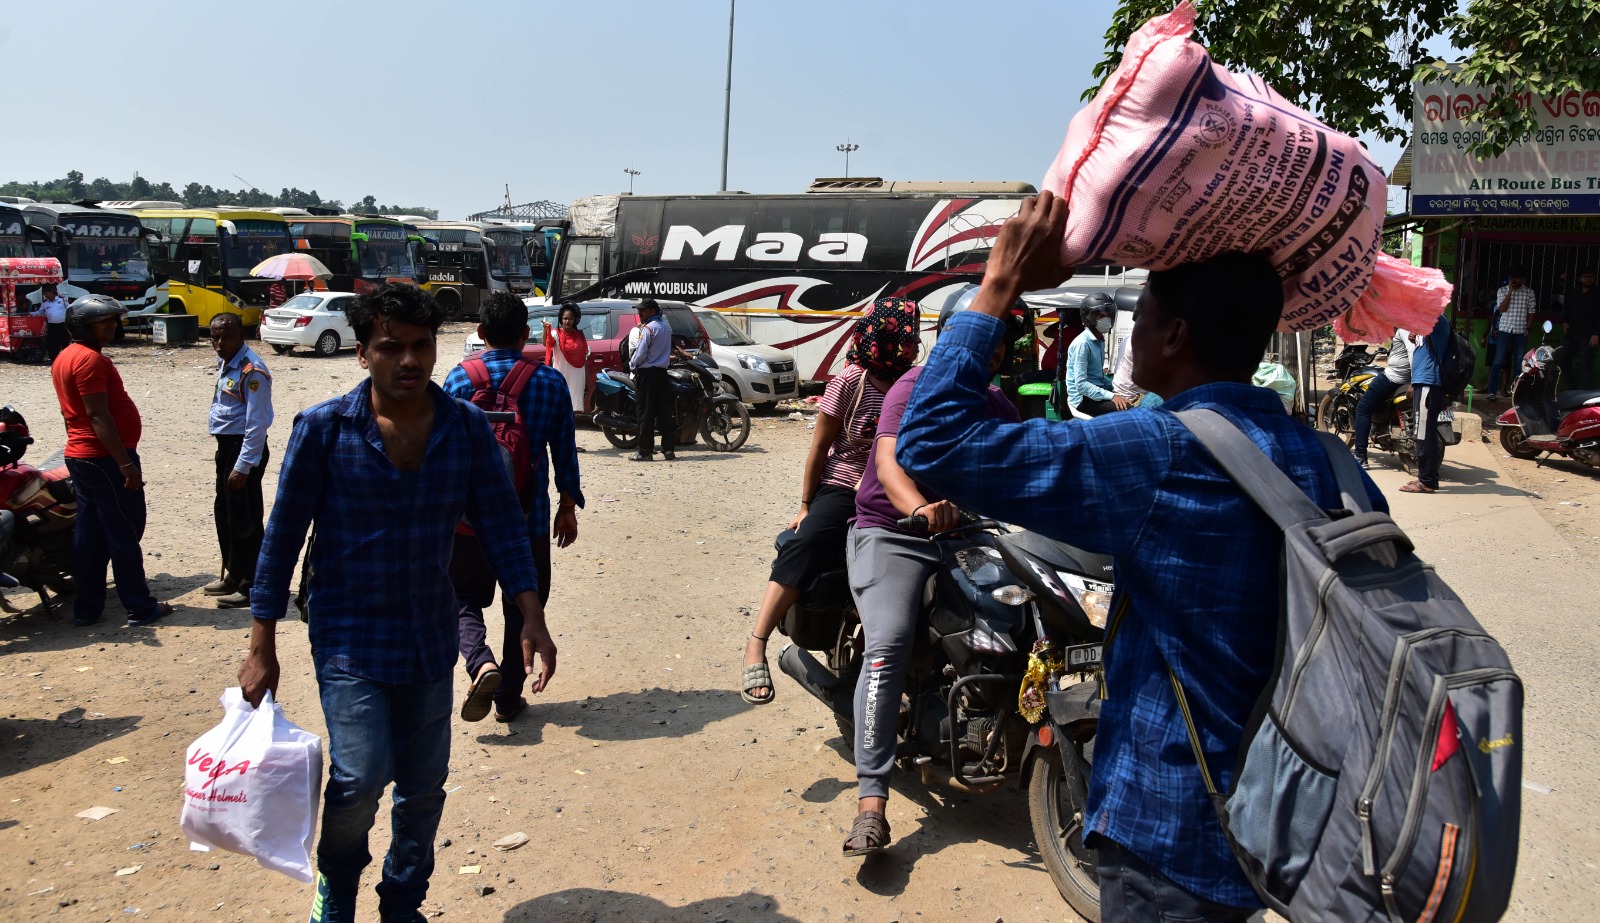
896, 193, 1387, 921
238, 284, 556, 923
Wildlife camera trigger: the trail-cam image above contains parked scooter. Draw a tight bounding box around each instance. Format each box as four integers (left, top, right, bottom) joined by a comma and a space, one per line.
0, 406, 76, 613
1496, 328, 1600, 468
592, 353, 752, 452
776, 511, 1111, 920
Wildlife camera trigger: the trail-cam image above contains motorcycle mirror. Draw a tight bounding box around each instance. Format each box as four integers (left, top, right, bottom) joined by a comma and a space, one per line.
1543, 319, 1553, 333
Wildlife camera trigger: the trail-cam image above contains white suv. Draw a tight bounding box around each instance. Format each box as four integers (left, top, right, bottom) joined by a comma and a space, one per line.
693, 308, 799, 409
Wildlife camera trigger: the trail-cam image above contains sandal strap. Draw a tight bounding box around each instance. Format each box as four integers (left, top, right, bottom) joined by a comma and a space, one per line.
843, 810, 891, 852
742, 661, 772, 688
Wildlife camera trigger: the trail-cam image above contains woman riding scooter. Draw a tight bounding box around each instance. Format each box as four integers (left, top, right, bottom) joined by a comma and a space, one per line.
739, 298, 921, 705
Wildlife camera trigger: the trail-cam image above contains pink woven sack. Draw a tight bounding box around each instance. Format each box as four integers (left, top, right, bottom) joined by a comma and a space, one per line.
1042, 1, 1449, 336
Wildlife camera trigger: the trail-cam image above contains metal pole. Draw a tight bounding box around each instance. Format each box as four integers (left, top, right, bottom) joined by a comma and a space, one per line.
835, 141, 859, 177
624, 168, 641, 194
719, 0, 735, 192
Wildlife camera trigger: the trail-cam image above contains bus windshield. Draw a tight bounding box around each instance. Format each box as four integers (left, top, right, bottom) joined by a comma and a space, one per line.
69, 237, 150, 281
0, 238, 27, 258
223, 221, 292, 278
486, 234, 531, 279
360, 239, 415, 278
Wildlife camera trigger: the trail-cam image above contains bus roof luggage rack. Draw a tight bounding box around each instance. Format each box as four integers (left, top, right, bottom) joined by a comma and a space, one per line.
806, 178, 1037, 194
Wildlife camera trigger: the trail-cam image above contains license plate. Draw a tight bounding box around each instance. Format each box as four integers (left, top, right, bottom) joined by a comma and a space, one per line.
777, 375, 796, 388
1066, 643, 1103, 669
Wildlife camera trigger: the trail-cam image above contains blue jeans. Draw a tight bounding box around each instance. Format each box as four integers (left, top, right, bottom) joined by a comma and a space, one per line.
1351, 376, 1404, 463
1487, 331, 1528, 395
313, 654, 453, 921
65, 452, 158, 623
1096, 839, 1255, 922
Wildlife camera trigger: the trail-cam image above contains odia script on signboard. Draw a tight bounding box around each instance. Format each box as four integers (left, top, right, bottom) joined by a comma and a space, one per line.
1412, 71, 1600, 216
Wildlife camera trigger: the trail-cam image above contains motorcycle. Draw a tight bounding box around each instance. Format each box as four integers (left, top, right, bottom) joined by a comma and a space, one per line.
776, 511, 1112, 920
1327, 342, 1386, 383
1316, 367, 1426, 471
1496, 337, 1600, 468
592, 353, 752, 452
0, 406, 76, 613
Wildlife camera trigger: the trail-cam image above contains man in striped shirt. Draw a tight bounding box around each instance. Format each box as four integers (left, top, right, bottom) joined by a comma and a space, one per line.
1486, 266, 1536, 399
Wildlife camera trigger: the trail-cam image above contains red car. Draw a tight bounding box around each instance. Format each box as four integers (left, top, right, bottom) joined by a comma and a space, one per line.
463, 298, 711, 415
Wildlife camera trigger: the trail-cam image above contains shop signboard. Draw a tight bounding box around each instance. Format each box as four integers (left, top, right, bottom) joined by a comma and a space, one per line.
1411, 72, 1600, 216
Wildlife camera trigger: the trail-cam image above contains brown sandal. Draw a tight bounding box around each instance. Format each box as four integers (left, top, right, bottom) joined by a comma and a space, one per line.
1399, 480, 1437, 494
842, 810, 891, 857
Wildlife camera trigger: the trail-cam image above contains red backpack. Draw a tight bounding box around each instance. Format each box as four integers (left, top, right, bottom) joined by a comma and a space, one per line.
462, 356, 537, 510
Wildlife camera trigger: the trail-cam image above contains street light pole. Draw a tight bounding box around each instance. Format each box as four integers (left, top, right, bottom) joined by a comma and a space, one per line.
835, 141, 859, 177
720, 0, 735, 192
624, 168, 641, 195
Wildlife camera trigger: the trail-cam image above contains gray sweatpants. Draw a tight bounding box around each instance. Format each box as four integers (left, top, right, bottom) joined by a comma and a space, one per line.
847, 525, 942, 801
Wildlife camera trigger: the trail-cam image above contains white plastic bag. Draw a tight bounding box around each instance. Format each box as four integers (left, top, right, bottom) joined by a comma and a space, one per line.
180, 688, 323, 882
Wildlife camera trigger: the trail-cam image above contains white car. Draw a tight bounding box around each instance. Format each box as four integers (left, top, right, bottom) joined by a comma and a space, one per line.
693, 308, 798, 408
261, 292, 357, 357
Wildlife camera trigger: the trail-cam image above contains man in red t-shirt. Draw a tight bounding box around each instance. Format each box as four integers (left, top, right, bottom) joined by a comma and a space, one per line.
50, 296, 172, 628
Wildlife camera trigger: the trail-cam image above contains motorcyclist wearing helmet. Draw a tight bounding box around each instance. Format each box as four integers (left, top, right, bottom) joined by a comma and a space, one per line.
1064, 292, 1118, 416
840, 292, 1019, 858
49, 295, 172, 627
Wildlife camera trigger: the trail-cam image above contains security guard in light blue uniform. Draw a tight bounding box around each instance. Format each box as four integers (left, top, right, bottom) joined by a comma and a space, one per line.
204, 314, 274, 608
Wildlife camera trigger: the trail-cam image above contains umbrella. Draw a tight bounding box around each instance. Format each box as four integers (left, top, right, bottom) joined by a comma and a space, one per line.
250, 253, 333, 281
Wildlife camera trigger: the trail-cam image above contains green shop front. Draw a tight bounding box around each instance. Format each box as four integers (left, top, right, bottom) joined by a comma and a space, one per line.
1396, 74, 1600, 392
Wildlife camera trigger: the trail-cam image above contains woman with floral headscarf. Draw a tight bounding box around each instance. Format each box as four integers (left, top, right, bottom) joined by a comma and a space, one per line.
739, 298, 921, 705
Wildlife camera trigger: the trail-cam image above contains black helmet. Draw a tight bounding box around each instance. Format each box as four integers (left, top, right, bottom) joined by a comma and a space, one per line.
1078, 292, 1115, 328
937, 285, 1026, 340
66, 294, 127, 342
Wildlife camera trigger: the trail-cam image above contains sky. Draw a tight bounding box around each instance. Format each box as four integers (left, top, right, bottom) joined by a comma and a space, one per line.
0, 0, 1409, 219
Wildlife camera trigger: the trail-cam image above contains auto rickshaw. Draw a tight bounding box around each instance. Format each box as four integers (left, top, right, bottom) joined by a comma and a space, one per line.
0, 257, 63, 363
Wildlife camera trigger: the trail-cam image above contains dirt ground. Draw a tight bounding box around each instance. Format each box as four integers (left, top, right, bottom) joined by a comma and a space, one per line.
0, 328, 1084, 923
4, 332, 1599, 923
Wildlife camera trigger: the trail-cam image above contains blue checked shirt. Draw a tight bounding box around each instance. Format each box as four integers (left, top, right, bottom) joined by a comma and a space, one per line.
250, 379, 541, 684
442, 350, 585, 536
897, 312, 1387, 906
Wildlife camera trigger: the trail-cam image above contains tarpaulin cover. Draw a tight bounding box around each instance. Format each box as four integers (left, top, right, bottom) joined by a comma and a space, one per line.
568, 195, 621, 238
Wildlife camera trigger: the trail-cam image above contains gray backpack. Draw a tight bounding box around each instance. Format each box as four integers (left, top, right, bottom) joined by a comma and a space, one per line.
1172, 410, 1523, 922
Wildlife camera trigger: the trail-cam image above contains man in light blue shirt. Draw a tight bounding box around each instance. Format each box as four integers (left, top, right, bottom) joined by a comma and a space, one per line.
1065, 293, 1117, 416
627, 298, 676, 460
206, 314, 274, 607
32, 283, 71, 361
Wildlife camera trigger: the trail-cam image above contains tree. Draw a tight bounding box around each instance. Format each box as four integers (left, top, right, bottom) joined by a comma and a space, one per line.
129, 175, 152, 198
88, 176, 122, 200
1093, 0, 1600, 158
65, 170, 87, 199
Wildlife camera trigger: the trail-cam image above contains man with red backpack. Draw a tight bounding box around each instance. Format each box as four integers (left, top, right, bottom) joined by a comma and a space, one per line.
444, 292, 584, 723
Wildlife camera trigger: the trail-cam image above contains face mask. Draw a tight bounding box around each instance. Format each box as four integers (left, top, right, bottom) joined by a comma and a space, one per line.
1094, 316, 1114, 335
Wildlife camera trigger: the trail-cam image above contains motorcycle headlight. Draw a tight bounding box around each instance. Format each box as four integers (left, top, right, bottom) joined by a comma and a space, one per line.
736, 353, 770, 373
1060, 573, 1113, 628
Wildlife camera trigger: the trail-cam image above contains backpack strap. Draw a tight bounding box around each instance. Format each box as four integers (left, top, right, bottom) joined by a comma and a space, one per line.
1314, 430, 1373, 515
463, 356, 491, 391
500, 358, 537, 401
1174, 409, 1331, 529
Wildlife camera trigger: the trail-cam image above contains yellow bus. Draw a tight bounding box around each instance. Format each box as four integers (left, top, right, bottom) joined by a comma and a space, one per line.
134, 208, 294, 328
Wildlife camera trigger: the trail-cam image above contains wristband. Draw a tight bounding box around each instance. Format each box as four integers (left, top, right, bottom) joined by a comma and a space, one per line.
120, 462, 137, 470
